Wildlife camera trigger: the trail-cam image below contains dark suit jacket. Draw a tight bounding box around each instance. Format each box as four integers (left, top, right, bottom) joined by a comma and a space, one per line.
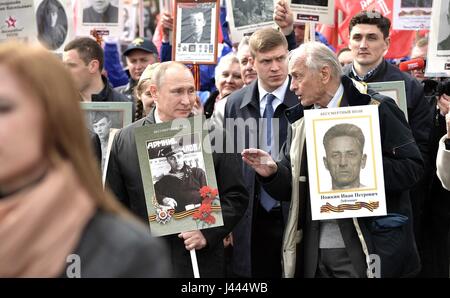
83, 4, 118, 23
182, 29, 210, 44
223, 77, 298, 277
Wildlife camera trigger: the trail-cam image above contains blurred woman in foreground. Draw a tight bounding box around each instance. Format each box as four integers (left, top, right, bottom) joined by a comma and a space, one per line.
0, 41, 170, 277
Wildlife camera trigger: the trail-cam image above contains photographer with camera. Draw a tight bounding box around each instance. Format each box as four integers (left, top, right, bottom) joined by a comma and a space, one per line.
437, 103, 450, 190
420, 78, 450, 277
400, 36, 450, 277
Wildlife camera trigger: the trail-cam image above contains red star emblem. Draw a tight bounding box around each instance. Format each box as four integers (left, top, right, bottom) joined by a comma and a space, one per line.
5, 16, 17, 28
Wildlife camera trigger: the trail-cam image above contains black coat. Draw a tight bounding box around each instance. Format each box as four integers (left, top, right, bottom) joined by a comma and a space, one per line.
105, 109, 249, 277
63, 211, 171, 277
343, 60, 431, 162
262, 76, 423, 277
223, 77, 298, 277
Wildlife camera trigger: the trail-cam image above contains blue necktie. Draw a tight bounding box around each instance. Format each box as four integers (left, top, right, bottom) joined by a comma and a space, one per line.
260, 94, 279, 212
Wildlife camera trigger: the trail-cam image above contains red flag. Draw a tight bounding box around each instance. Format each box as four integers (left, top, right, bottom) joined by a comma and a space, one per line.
318, 0, 415, 59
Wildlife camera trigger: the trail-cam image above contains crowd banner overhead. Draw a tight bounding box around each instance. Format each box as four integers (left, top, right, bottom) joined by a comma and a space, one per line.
304, 105, 387, 221
172, 0, 220, 64
226, 0, 274, 44
0, 0, 37, 42
392, 0, 432, 30
425, 0, 450, 77
289, 0, 334, 25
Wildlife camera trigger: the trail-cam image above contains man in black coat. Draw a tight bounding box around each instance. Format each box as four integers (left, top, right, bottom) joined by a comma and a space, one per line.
242, 41, 423, 278
106, 61, 248, 277
342, 11, 431, 253
224, 28, 298, 278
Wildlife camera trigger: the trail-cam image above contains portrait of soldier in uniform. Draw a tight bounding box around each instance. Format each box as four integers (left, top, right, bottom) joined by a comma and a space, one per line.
153, 143, 207, 213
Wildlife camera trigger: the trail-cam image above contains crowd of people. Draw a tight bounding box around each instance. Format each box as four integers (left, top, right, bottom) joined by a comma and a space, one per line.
0, 0, 449, 278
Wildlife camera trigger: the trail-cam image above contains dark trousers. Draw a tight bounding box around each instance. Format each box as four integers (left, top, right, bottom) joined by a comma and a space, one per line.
251, 203, 284, 278
315, 248, 359, 278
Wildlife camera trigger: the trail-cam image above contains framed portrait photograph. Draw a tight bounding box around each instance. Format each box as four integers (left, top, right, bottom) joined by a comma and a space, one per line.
304, 105, 387, 221
0, 0, 37, 43
392, 0, 433, 30
80, 102, 133, 175
225, 0, 274, 43
172, 0, 220, 64
35, 0, 74, 53
76, 0, 123, 38
289, 0, 334, 25
135, 116, 224, 237
425, 0, 450, 77
368, 81, 408, 121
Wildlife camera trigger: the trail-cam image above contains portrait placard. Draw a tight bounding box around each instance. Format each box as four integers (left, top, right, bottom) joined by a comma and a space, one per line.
0, 0, 37, 42
304, 105, 387, 221
226, 0, 274, 44
172, 0, 219, 64
368, 81, 408, 121
76, 0, 123, 38
425, 0, 450, 77
288, 0, 334, 25
80, 102, 133, 174
35, 0, 74, 53
135, 116, 224, 237
392, 0, 433, 30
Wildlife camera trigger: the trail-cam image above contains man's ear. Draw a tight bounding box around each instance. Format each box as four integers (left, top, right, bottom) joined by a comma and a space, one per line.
149, 84, 158, 100
320, 65, 331, 84
88, 59, 100, 74
383, 37, 390, 55
361, 153, 367, 169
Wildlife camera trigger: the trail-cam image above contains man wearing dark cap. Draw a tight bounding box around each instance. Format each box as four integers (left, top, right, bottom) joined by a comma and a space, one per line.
116, 37, 160, 102
154, 144, 207, 213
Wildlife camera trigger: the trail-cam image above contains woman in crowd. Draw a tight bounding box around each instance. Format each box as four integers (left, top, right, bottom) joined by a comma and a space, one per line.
0, 41, 170, 277
134, 63, 160, 120
203, 54, 243, 127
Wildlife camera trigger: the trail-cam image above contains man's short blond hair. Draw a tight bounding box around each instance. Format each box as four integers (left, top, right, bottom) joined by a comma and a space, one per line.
248, 28, 288, 58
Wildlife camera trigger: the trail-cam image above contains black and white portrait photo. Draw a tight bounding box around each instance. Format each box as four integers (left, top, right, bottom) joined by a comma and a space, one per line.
231, 0, 273, 27
87, 110, 123, 171
437, 0, 450, 51
147, 134, 207, 213
401, 0, 433, 8
180, 6, 212, 44
36, 0, 68, 50
322, 123, 368, 191
83, 0, 119, 24
291, 0, 328, 6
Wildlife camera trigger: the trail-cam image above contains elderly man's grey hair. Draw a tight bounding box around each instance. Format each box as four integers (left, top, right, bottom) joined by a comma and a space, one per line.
289, 41, 342, 80
214, 54, 240, 86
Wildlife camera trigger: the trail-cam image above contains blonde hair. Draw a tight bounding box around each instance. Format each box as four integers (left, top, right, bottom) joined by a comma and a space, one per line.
0, 41, 128, 216
249, 28, 288, 58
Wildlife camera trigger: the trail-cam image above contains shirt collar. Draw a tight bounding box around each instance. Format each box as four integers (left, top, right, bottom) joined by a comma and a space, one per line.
314, 83, 344, 109
351, 61, 383, 81
154, 108, 163, 123
257, 77, 289, 117
257, 76, 289, 102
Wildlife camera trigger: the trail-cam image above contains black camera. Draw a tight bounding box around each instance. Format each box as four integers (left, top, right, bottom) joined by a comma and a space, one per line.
437, 79, 450, 97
